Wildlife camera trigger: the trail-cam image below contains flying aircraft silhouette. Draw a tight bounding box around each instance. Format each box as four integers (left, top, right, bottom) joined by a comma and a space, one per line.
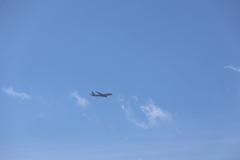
91, 91, 112, 97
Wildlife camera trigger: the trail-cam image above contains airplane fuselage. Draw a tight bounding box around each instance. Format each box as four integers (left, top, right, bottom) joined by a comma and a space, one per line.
91, 91, 112, 97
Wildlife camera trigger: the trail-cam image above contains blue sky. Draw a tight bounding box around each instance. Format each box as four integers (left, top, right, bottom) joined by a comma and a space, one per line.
1, 0, 240, 159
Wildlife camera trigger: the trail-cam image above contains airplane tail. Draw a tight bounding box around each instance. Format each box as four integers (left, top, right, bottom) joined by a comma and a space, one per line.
91, 91, 95, 96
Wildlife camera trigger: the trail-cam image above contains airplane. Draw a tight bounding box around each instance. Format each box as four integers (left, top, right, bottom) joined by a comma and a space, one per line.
91, 91, 112, 97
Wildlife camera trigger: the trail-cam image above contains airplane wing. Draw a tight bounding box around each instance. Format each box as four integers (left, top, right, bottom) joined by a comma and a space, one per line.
95, 91, 103, 95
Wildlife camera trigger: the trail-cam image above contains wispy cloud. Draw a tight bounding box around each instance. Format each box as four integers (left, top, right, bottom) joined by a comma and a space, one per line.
133, 96, 139, 103
71, 91, 89, 108
224, 65, 240, 73
141, 100, 171, 124
2, 87, 32, 100
120, 97, 171, 129
121, 104, 149, 129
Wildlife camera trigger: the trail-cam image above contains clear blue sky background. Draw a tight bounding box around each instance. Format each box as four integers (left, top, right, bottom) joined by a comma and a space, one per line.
1, 0, 240, 159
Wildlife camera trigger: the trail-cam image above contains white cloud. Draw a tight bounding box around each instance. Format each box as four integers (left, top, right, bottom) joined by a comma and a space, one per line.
117, 97, 124, 103
2, 87, 32, 100
120, 97, 171, 129
141, 100, 171, 124
133, 96, 139, 103
71, 91, 89, 108
121, 104, 149, 129
224, 65, 240, 73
